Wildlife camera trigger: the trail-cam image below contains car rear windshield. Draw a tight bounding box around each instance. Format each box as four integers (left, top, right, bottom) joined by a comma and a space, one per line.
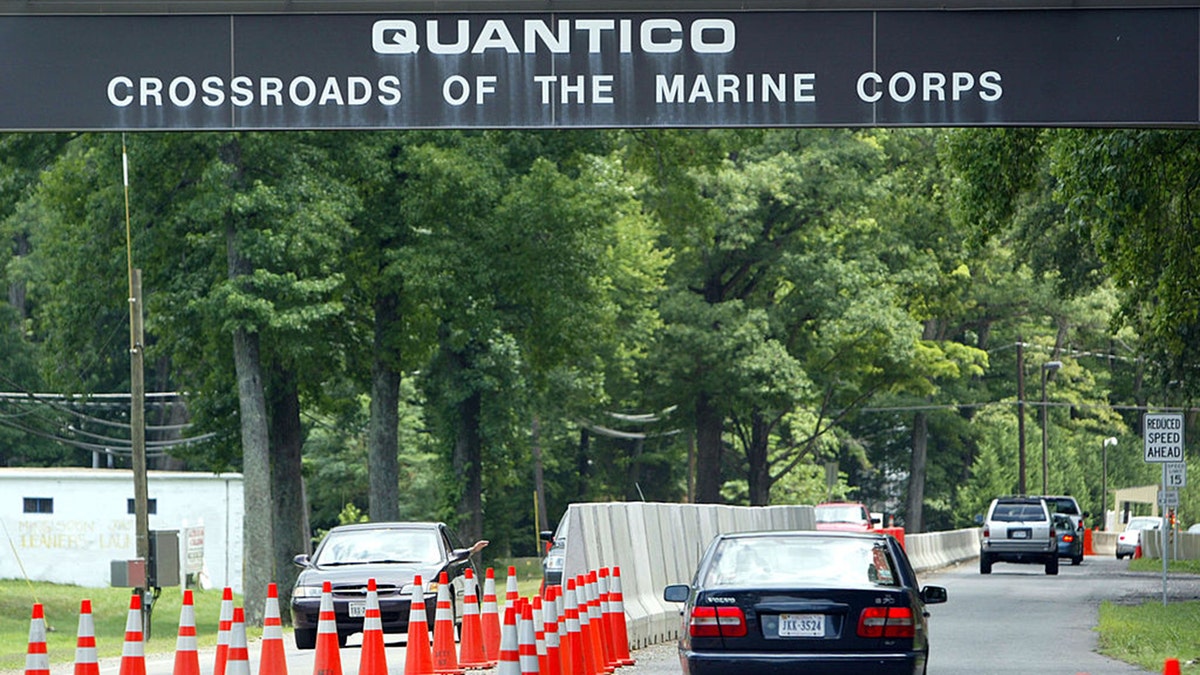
991, 503, 1046, 522
1044, 498, 1080, 516
315, 529, 442, 565
815, 505, 868, 524
703, 536, 899, 588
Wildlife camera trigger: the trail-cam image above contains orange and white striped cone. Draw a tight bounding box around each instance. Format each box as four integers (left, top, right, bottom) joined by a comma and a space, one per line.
313, 581, 344, 675
226, 608, 251, 675
576, 575, 604, 675
596, 570, 618, 670
260, 583, 289, 675
404, 575, 434, 675
608, 568, 634, 666
561, 579, 586, 675
519, 602, 540, 675
359, 579, 389, 675
118, 592, 146, 675
542, 588, 562, 675
25, 603, 49, 675
74, 599, 100, 675
431, 572, 464, 675
505, 566, 520, 607
495, 605, 521, 675
584, 572, 613, 673
173, 591, 201, 675
459, 569, 494, 669
482, 568, 502, 664
532, 596, 548, 675
214, 587, 234, 675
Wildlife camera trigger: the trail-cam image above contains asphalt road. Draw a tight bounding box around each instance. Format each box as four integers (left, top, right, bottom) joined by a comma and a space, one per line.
39, 556, 1200, 675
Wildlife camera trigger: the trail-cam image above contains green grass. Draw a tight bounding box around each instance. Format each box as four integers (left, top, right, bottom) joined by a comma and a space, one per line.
0, 580, 243, 672
1097, 599, 1200, 671
0, 558, 544, 673
1128, 557, 1200, 575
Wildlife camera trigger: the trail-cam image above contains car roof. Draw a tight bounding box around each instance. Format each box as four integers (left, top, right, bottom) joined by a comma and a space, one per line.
718, 529, 887, 543
327, 521, 446, 533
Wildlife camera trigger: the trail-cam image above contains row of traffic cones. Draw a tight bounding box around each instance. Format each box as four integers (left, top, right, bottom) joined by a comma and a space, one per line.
23, 565, 635, 675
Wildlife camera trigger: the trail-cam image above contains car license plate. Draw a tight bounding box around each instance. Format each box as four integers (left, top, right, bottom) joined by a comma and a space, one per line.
348, 602, 367, 618
1010, 529, 1030, 539
778, 613, 825, 637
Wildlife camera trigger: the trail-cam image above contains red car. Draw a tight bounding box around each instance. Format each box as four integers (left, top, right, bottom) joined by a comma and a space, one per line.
815, 502, 874, 532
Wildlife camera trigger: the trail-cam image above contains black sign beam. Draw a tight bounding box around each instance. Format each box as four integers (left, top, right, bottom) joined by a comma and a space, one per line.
0, 9, 1193, 130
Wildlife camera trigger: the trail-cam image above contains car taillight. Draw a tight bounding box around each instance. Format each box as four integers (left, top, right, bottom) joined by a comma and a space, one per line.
983, 526, 990, 538
857, 607, 915, 639
1062, 534, 1075, 543
1049, 528, 1056, 540
689, 606, 748, 638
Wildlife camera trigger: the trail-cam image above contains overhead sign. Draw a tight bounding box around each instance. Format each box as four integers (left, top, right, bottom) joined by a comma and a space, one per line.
1166, 462, 1187, 489
0, 8, 1195, 130
1144, 413, 1185, 463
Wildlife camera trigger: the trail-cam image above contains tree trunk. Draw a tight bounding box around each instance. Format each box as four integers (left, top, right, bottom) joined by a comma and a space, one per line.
454, 384, 484, 545
694, 392, 724, 503
531, 416, 549, 533
746, 411, 771, 506
907, 410, 929, 534
368, 291, 401, 522
267, 362, 307, 625
231, 324, 271, 624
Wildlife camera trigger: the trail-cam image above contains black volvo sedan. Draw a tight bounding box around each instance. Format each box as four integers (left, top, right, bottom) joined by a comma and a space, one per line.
663, 530, 947, 675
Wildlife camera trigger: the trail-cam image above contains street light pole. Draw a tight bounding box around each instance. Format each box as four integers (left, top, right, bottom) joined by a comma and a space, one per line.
1099, 437, 1118, 530
1041, 360, 1062, 495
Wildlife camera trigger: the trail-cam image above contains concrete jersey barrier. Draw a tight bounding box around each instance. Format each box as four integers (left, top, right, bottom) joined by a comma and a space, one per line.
555, 502, 981, 648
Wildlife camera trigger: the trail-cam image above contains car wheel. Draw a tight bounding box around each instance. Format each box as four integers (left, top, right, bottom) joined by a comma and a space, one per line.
1115, 551, 1124, 560
1071, 553, 1083, 566
1045, 556, 1059, 575
294, 628, 316, 650
337, 633, 348, 648
979, 554, 992, 575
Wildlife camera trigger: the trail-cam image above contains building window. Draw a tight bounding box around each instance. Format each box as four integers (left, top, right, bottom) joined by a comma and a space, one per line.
23, 497, 52, 514
127, 498, 157, 515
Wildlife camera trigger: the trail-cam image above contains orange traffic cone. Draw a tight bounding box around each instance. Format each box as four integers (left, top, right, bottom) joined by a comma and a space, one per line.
75, 599, 100, 675
562, 579, 586, 675
597, 570, 620, 670
1164, 658, 1182, 675
585, 572, 613, 673
359, 579, 389, 675
482, 568, 502, 663
432, 572, 464, 675
495, 605, 520, 675
313, 581, 344, 675
226, 607, 250, 675
532, 596, 548, 675
214, 587, 234, 675
506, 566, 520, 607
608, 568, 634, 666
519, 602, 540, 675
173, 591, 201, 675
542, 588, 562, 675
405, 575, 434, 675
25, 603, 49, 675
118, 592, 146, 675
260, 583, 289, 675
459, 569, 494, 669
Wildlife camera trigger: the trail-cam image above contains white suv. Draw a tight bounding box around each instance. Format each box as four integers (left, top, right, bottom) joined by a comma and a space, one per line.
980, 496, 1058, 575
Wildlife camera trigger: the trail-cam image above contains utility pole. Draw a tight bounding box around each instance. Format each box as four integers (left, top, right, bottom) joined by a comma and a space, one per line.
1017, 341, 1026, 494
124, 138, 150, 637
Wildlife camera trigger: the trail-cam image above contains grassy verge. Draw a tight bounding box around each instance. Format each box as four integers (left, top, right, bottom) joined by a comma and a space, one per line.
1, 557, 544, 672
1128, 557, 1200, 575
1097, 600, 1200, 671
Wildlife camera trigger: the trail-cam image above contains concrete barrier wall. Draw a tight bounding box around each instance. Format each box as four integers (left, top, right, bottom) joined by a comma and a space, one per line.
1140, 531, 1200, 559
557, 502, 988, 648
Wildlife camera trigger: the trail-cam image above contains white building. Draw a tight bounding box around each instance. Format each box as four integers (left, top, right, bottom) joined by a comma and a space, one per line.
0, 467, 243, 592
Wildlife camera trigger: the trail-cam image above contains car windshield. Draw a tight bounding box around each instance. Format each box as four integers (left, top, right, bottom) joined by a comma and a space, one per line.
314, 528, 442, 566
990, 503, 1045, 522
704, 536, 899, 588
815, 505, 868, 524
1044, 498, 1080, 516
1053, 514, 1072, 530
1126, 518, 1160, 531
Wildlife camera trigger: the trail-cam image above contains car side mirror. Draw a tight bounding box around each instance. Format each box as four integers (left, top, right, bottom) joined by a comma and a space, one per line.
974, 514, 984, 525
663, 584, 690, 603
921, 585, 948, 605
451, 548, 472, 562
292, 554, 312, 568
540, 530, 554, 542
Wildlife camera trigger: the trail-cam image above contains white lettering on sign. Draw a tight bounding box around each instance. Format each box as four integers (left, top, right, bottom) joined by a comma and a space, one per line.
1144, 413, 1185, 463
856, 70, 1003, 103
372, 17, 736, 55
108, 75, 404, 108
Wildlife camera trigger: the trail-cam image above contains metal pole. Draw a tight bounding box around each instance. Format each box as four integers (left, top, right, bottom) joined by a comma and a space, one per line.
1102, 437, 1117, 530
1162, 463, 1169, 607
1041, 361, 1062, 495
1017, 341, 1026, 494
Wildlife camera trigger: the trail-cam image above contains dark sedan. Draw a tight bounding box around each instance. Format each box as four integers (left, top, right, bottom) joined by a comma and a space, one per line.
663, 530, 947, 675
290, 521, 481, 649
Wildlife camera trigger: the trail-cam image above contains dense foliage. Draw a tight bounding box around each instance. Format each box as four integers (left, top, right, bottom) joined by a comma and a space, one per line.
0, 128, 1195, 600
